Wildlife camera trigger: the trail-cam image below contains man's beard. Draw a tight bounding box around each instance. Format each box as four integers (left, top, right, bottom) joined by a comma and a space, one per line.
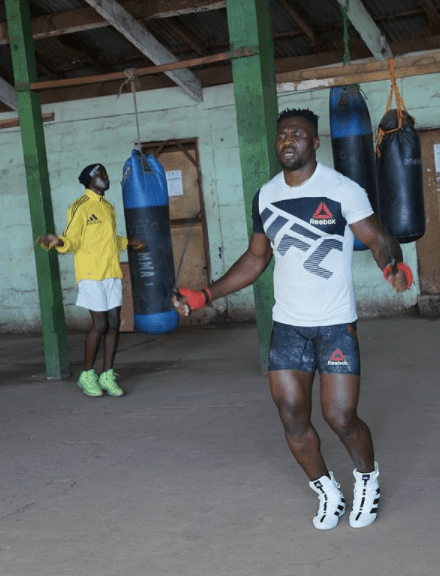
280, 154, 309, 171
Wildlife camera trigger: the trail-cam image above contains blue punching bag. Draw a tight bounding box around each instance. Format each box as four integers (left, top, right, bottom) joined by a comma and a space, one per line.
121, 149, 179, 334
330, 85, 379, 250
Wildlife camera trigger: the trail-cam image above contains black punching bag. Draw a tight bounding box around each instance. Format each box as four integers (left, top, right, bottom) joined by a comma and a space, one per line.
376, 110, 425, 243
330, 85, 379, 251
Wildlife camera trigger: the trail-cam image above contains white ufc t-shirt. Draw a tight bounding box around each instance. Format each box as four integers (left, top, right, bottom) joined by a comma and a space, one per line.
252, 163, 374, 326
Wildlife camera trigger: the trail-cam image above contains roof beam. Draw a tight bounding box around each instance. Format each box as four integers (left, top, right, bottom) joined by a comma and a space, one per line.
335, 0, 393, 60
277, 0, 320, 49
82, 0, 203, 102
419, 0, 440, 32
30, 50, 253, 91
163, 18, 206, 56
31, 40, 440, 106
0, 77, 17, 110
138, 0, 226, 20
277, 49, 440, 92
0, 1, 226, 45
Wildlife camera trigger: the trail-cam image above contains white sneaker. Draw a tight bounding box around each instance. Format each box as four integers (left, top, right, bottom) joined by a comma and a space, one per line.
309, 472, 346, 530
349, 461, 380, 528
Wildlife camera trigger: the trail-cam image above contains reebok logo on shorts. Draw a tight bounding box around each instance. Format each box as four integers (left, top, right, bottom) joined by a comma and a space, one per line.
87, 213, 100, 225
310, 202, 336, 225
328, 348, 348, 366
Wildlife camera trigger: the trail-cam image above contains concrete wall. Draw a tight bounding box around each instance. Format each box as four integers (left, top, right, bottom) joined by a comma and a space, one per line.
0, 71, 438, 332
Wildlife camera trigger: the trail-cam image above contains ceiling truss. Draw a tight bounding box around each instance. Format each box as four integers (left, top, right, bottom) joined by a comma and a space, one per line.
0, 0, 438, 111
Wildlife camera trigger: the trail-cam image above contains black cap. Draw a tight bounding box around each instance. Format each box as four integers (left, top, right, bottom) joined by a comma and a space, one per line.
78, 164, 105, 188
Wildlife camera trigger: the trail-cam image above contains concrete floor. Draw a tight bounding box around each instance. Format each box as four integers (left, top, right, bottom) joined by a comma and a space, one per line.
0, 317, 439, 576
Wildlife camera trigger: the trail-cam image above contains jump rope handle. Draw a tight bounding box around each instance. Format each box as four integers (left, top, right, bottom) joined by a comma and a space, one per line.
383, 262, 413, 289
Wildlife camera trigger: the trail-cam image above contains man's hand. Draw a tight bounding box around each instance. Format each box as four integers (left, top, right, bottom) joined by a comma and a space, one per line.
171, 290, 191, 317
127, 236, 145, 251
383, 262, 413, 292
37, 234, 64, 249
171, 288, 211, 317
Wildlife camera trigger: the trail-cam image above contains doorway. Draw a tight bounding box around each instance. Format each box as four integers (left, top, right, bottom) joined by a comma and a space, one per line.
142, 139, 211, 321
417, 129, 440, 315
120, 138, 211, 331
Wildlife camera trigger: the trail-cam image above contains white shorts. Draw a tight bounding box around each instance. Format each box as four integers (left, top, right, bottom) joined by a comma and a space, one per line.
76, 278, 123, 312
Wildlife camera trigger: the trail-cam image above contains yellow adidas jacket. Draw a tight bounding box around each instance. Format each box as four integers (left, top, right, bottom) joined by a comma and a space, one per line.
56, 188, 128, 283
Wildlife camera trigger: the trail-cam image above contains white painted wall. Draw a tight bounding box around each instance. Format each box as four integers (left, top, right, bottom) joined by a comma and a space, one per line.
0, 72, 438, 332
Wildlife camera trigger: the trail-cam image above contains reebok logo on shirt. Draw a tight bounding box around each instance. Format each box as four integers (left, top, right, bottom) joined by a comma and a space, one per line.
328, 348, 348, 366
310, 202, 336, 225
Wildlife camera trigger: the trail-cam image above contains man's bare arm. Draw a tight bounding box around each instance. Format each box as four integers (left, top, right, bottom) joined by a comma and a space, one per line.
350, 214, 411, 292
208, 233, 273, 301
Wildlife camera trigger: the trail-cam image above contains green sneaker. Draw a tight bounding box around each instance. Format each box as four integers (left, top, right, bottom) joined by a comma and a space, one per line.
99, 369, 124, 397
77, 369, 103, 397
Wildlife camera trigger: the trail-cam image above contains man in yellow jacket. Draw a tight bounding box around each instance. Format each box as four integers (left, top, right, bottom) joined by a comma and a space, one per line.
38, 163, 143, 397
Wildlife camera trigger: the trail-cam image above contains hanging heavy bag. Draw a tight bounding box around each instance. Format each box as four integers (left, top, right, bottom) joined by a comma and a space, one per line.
375, 62, 425, 243
121, 149, 179, 334
330, 85, 380, 251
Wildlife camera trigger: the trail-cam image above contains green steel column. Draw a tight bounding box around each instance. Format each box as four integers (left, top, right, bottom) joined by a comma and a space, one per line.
5, 0, 69, 378
226, 0, 279, 373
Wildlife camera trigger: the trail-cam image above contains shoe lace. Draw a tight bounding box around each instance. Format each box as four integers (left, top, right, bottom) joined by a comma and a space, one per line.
353, 477, 377, 507
104, 370, 120, 389
316, 481, 342, 513
85, 370, 98, 385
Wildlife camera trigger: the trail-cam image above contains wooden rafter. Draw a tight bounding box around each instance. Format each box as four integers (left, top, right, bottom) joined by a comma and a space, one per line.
277, 0, 321, 51
419, 0, 440, 32
277, 50, 440, 93
34, 37, 109, 76
164, 18, 206, 56
27, 49, 256, 91
27, 40, 440, 107
0, 1, 226, 45
82, 0, 203, 102
137, 0, 226, 20
335, 0, 393, 60
0, 112, 54, 129
24, 46, 440, 97
0, 3, 431, 48
1, 0, 439, 109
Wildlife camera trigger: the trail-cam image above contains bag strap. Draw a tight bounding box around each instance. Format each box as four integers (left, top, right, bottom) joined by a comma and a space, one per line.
375, 59, 408, 158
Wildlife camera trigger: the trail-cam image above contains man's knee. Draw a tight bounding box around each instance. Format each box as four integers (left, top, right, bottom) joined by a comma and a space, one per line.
91, 314, 109, 334
275, 398, 311, 438
323, 408, 357, 437
108, 308, 121, 331
108, 315, 121, 331
269, 370, 314, 439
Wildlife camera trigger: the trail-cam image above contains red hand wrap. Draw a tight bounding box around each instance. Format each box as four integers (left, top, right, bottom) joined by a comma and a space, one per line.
178, 288, 209, 310
383, 262, 413, 289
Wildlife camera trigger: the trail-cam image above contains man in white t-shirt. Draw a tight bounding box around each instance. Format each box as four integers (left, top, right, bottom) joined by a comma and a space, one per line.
173, 108, 413, 530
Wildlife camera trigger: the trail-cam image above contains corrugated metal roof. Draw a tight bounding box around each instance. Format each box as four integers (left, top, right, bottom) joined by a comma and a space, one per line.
0, 0, 438, 108
31, 0, 82, 12
292, 0, 343, 27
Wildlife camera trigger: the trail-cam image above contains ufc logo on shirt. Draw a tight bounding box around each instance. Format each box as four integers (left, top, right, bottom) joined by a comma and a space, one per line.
261, 198, 346, 279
